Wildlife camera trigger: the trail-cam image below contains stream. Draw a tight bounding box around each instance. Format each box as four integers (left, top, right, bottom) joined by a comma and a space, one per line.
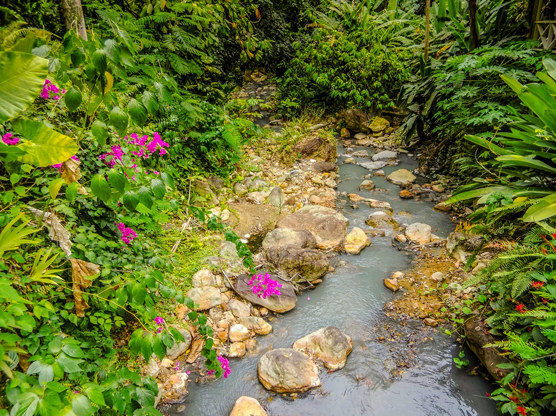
170, 143, 501, 416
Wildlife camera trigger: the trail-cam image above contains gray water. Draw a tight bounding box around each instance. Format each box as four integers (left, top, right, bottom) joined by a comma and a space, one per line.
169, 146, 501, 416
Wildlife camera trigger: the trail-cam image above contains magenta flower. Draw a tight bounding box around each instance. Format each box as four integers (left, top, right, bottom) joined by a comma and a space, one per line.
99, 145, 124, 168
2, 133, 19, 145
51, 155, 79, 169
146, 132, 169, 156
154, 316, 164, 325
116, 222, 137, 244
218, 356, 231, 378
207, 370, 215, 376
74, 390, 79, 394
248, 274, 282, 299
156, 327, 162, 334
40, 79, 63, 100
174, 361, 180, 371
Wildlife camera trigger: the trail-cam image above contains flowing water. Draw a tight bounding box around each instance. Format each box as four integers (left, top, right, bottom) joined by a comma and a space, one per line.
169, 144, 501, 416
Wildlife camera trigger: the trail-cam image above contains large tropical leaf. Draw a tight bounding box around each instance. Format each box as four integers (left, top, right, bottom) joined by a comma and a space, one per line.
11, 119, 79, 167
0, 51, 48, 122
446, 186, 510, 204
465, 135, 513, 156
496, 155, 556, 174
523, 193, 556, 222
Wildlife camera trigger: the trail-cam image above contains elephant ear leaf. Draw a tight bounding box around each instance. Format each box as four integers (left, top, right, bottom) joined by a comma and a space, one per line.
0, 51, 49, 122
12, 119, 79, 167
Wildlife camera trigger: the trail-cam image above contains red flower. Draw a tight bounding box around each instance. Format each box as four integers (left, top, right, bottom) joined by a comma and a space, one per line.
531, 281, 544, 288
542, 298, 549, 304
542, 248, 547, 255
485, 392, 491, 397
552, 233, 556, 239
509, 396, 519, 403
515, 304, 526, 313
517, 406, 527, 416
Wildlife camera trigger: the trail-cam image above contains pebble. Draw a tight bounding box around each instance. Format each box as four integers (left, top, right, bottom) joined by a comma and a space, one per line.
384, 278, 400, 292
423, 318, 438, 327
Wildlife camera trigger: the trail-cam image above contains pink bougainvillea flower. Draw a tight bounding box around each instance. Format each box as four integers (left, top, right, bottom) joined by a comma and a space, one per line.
206, 370, 215, 376
116, 222, 137, 244
248, 274, 282, 299
2, 133, 19, 145
156, 327, 162, 334
154, 316, 164, 325
174, 361, 180, 371
100, 145, 124, 168
218, 356, 231, 378
307, 297, 310, 300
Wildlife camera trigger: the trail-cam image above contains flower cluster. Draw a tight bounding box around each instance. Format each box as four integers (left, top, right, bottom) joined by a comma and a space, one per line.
154, 316, 164, 333
531, 281, 544, 288
125, 132, 169, 159
41, 79, 65, 100
116, 222, 137, 244
218, 356, 231, 378
247, 274, 282, 299
99, 145, 125, 168
2, 133, 19, 145
515, 304, 526, 313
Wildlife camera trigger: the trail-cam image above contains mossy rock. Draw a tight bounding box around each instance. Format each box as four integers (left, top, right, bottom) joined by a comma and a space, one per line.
369, 117, 390, 133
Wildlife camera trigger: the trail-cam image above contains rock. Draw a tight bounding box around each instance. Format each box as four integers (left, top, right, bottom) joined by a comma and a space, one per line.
186, 287, 222, 310
249, 179, 267, 191
312, 161, 336, 173
192, 269, 217, 288
324, 179, 336, 188
432, 184, 444, 193
350, 150, 369, 157
447, 232, 484, 263
229, 397, 267, 416
220, 241, 240, 262
344, 157, 356, 164
262, 228, 317, 250
369, 117, 390, 133
365, 229, 386, 237
392, 271, 404, 280
161, 357, 174, 368
399, 189, 413, 199
372, 150, 397, 161
340, 128, 350, 138
343, 108, 370, 133
359, 180, 375, 191
387, 169, 416, 187
374, 170, 385, 177
431, 272, 445, 282
311, 177, 324, 185
344, 227, 370, 255
293, 326, 353, 371
162, 372, 189, 404
423, 318, 438, 327
348, 193, 365, 202
234, 182, 248, 196
309, 195, 322, 204
434, 202, 451, 212
395, 234, 407, 243
238, 317, 272, 335
247, 190, 271, 204
165, 326, 193, 360
293, 137, 336, 163
354, 133, 367, 140
405, 223, 432, 245
229, 324, 250, 342
192, 179, 214, 198
245, 339, 258, 352
365, 211, 398, 230
226, 204, 283, 247
233, 274, 297, 313
221, 209, 231, 221
309, 123, 325, 131
277, 205, 347, 250
266, 248, 329, 281
384, 278, 399, 292
229, 342, 246, 358
367, 199, 392, 211
147, 358, 159, 377
208, 175, 225, 190
268, 187, 285, 207
228, 299, 251, 318
257, 348, 321, 393
360, 161, 387, 171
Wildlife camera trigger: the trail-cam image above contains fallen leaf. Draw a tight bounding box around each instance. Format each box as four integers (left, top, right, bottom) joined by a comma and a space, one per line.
186, 338, 204, 364
61, 158, 87, 195
70, 259, 100, 317
27, 206, 72, 256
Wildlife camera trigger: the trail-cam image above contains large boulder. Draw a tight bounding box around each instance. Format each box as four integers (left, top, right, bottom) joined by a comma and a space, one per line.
277, 205, 346, 250
225, 204, 284, 249
258, 348, 321, 393
186, 287, 222, 310
293, 326, 353, 371
229, 397, 267, 416
387, 169, 416, 187
293, 137, 336, 163
265, 248, 329, 282
343, 108, 370, 133
405, 223, 432, 245
369, 117, 390, 133
233, 274, 297, 313
262, 228, 317, 251
192, 269, 217, 288
344, 227, 370, 255
372, 150, 397, 161
360, 161, 387, 171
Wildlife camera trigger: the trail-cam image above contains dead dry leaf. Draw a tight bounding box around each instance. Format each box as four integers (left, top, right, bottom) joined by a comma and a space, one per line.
70, 259, 100, 317
186, 338, 204, 364
27, 207, 72, 256
61, 159, 87, 195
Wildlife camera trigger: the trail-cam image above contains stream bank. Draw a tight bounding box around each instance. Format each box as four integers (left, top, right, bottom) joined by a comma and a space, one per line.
152, 77, 502, 415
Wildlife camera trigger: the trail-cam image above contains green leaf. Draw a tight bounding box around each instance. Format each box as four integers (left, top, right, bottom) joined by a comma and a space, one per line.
152, 334, 166, 360
12, 392, 39, 416
135, 387, 155, 407
131, 282, 146, 305
160, 172, 175, 190
62, 343, 85, 358
524, 192, 556, 222
12, 118, 78, 167
137, 186, 154, 209
46, 381, 68, 393
56, 355, 83, 373
72, 394, 94, 416
446, 186, 510, 205
66, 181, 80, 202
465, 135, 513, 156
151, 178, 166, 200
123, 190, 140, 211
91, 174, 112, 202
64, 87, 83, 112
129, 329, 144, 355
497, 155, 556, 174
109, 106, 128, 138
104, 39, 120, 64
0, 51, 48, 123
107, 171, 127, 194
84, 383, 106, 406
142, 91, 159, 115
141, 334, 153, 362
71, 48, 86, 67
9, 33, 36, 53
48, 177, 65, 200
91, 120, 109, 146
92, 49, 107, 74
128, 99, 148, 126
154, 82, 172, 105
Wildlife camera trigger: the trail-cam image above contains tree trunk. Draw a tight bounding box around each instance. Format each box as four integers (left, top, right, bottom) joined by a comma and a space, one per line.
469, 0, 479, 49
424, 0, 430, 61
61, 0, 88, 41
